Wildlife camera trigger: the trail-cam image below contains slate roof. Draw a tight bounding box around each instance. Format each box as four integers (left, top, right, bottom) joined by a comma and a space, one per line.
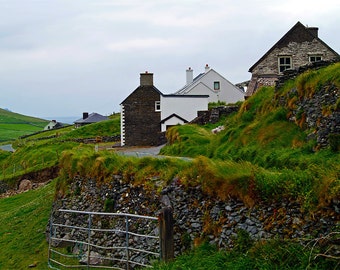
74, 113, 108, 124
120, 85, 163, 105
174, 73, 205, 95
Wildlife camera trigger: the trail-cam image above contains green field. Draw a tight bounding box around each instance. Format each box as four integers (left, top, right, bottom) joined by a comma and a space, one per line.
0, 108, 48, 142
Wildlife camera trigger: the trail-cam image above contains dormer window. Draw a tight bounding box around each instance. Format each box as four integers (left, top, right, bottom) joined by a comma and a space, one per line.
214, 81, 220, 90
155, 101, 161, 112
309, 55, 322, 63
278, 56, 292, 73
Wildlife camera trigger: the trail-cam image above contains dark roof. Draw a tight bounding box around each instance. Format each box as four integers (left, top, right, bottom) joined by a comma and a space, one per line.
163, 94, 209, 98
120, 85, 163, 105
74, 113, 108, 124
249, 21, 340, 72
174, 72, 205, 95
160, 113, 188, 124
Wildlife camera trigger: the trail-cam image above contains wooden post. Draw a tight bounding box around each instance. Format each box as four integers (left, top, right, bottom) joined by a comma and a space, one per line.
159, 207, 174, 262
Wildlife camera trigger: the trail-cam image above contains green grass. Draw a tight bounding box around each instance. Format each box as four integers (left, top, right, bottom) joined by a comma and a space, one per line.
159, 64, 340, 209
0, 65, 339, 269
0, 180, 56, 269
0, 108, 48, 142
152, 239, 338, 270
0, 114, 121, 187
59, 114, 120, 140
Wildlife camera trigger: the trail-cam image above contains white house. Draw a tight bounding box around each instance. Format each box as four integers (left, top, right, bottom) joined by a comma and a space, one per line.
160, 94, 208, 132
174, 64, 244, 104
44, 120, 63, 130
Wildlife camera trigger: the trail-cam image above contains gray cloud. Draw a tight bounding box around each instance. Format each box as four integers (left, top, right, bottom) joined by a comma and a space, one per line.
0, 0, 339, 118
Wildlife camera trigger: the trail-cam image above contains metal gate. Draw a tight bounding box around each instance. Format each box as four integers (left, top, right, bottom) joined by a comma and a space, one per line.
48, 209, 160, 269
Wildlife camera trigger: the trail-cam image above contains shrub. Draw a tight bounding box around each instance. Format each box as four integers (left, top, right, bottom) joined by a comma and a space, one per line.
329, 133, 340, 152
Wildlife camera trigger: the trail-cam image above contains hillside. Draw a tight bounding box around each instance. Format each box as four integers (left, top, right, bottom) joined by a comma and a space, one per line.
47, 63, 339, 268
0, 114, 120, 189
0, 108, 49, 142
0, 64, 339, 269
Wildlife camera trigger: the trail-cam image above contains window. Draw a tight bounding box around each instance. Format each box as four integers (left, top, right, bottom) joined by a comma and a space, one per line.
214, 81, 220, 90
278, 56, 292, 73
309, 55, 322, 63
155, 101, 161, 111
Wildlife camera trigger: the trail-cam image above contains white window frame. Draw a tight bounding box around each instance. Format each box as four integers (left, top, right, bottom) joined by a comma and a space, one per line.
213, 81, 220, 91
155, 101, 161, 112
309, 55, 322, 63
278, 56, 292, 73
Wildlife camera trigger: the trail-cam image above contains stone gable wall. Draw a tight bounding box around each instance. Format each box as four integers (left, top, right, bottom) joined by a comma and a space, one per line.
122, 86, 161, 146
252, 39, 338, 76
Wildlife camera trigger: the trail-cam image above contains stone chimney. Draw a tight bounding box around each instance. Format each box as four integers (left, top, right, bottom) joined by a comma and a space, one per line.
307, 27, 318, 38
205, 64, 210, 73
140, 71, 153, 86
83, 112, 89, 119
186, 67, 193, 84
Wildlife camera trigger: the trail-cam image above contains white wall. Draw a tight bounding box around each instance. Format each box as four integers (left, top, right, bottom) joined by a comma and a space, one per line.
160, 95, 208, 132
161, 116, 186, 132
183, 69, 244, 104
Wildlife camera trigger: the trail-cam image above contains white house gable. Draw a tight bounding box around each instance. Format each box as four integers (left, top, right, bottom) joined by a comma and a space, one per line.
175, 65, 244, 104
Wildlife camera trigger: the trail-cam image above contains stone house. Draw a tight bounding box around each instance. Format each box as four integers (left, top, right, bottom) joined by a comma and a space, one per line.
74, 112, 109, 128
246, 21, 339, 97
175, 64, 244, 104
120, 72, 208, 146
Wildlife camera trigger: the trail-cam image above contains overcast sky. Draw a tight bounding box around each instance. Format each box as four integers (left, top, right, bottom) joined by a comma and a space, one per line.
0, 0, 339, 119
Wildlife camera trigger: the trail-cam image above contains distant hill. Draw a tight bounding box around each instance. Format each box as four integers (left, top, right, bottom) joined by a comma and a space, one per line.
0, 108, 49, 142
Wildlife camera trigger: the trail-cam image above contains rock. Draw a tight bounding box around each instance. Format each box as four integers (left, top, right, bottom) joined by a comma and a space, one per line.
28, 262, 37, 268
18, 179, 32, 192
80, 251, 103, 265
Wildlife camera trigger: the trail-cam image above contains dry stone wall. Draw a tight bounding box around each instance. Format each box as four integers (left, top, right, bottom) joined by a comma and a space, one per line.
277, 61, 340, 149
49, 175, 339, 262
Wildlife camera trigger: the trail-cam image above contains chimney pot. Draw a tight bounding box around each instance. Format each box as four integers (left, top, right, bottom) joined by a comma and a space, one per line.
186, 67, 193, 85
205, 64, 210, 72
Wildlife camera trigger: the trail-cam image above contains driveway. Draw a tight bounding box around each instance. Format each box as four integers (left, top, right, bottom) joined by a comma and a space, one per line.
114, 144, 165, 157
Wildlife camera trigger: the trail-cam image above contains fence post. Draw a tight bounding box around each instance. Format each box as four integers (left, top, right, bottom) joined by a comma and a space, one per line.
125, 216, 130, 270
87, 213, 92, 269
159, 207, 174, 262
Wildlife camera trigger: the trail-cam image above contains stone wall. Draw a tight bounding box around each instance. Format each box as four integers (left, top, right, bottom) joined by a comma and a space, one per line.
49, 175, 339, 265
276, 61, 340, 149
192, 105, 239, 125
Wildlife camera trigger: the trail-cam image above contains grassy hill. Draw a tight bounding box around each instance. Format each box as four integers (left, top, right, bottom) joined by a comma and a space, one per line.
0, 114, 120, 187
0, 108, 49, 142
0, 180, 56, 270
0, 63, 339, 269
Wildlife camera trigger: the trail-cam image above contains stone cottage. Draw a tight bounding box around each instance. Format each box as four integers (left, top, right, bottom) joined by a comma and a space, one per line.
246, 21, 339, 97
120, 72, 208, 146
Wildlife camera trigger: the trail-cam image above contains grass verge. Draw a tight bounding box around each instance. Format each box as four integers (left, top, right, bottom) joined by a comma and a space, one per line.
0, 180, 56, 269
